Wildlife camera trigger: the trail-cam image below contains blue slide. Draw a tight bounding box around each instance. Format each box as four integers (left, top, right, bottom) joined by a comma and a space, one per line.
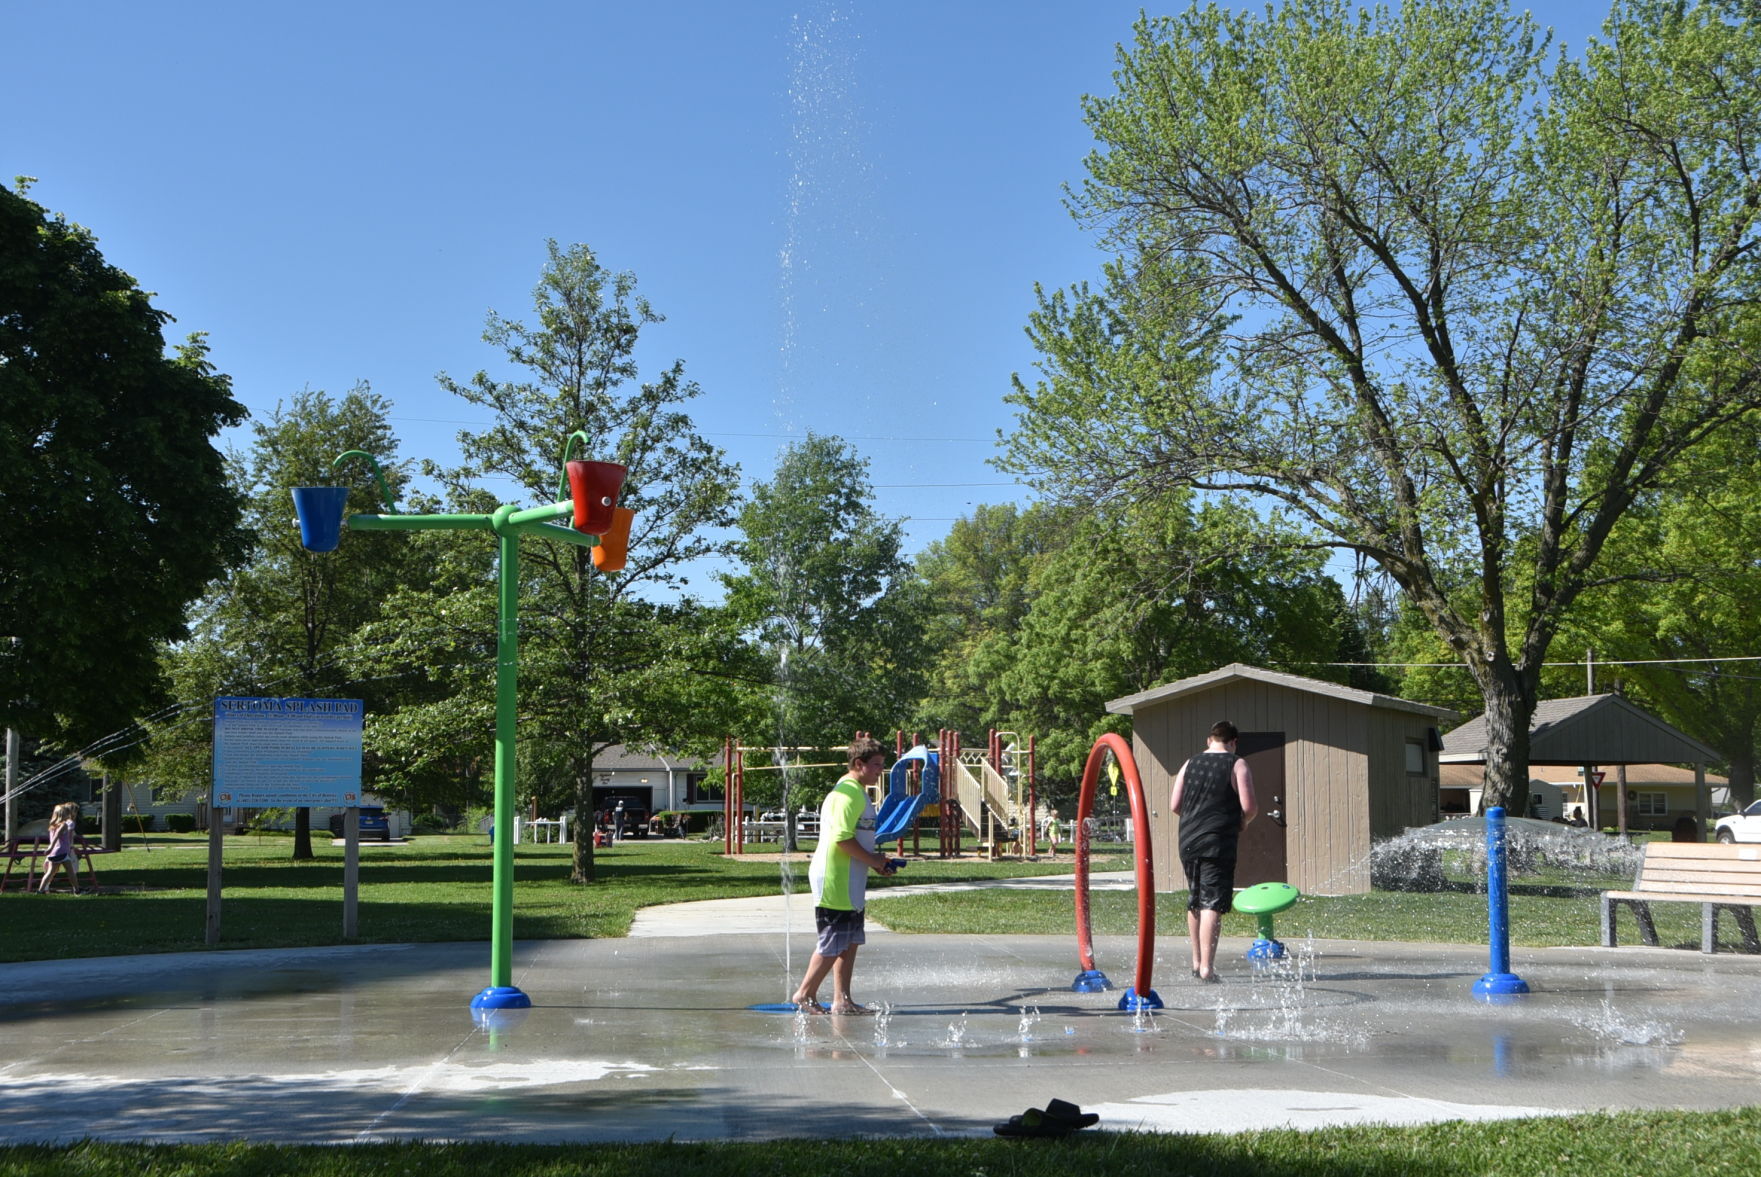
876, 746, 939, 844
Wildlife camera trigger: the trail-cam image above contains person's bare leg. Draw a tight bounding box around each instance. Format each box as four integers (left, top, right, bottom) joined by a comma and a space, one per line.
792, 953, 836, 1010
829, 946, 865, 1012
1187, 908, 1202, 973
1196, 908, 1222, 979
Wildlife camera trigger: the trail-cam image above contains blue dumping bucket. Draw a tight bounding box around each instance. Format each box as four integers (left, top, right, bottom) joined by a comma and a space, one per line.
291, 486, 351, 552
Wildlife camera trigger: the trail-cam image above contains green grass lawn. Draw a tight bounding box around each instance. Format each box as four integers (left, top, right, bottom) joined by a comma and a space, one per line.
0, 833, 1122, 963
875, 877, 1724, 951
3, 1109, 1759, 1177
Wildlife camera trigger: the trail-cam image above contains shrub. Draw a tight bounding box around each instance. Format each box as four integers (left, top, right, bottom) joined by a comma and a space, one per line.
127, 813, 156, 833
411, 812, 455, 835
165, 813, 197, 833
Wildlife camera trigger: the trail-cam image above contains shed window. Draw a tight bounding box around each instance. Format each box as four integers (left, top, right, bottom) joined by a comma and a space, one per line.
1635, 792, 1668, 817
1404, 740, 1426, 776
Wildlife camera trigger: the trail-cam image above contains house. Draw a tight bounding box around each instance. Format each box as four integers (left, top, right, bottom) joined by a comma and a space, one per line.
1107, 663, 1458, 896
1439, 694, 1720, 833
1439, 760, 1730, 832
586, 745, 715, 819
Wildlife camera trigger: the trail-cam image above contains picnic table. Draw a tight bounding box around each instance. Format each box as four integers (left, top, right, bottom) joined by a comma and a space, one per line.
2, 832, 114, 893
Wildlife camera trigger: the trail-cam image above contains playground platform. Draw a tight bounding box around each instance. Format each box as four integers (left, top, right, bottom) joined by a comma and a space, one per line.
2, 879, 1759, 1144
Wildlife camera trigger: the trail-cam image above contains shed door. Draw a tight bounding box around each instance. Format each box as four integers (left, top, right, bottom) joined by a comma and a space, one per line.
1234, 731, 1287, 887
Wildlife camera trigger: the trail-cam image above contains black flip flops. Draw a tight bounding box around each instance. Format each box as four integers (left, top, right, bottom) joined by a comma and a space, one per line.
994, 1098, 1100, 1137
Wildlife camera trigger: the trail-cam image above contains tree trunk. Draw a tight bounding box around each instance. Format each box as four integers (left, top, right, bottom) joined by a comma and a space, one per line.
1477, 669, 1535, 815
293, 806, 314, 860
1728, 747, 1756, 808
571, 756, 597, 884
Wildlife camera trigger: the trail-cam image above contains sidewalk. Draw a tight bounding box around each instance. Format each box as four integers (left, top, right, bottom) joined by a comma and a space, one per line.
627, 869, 1139, 937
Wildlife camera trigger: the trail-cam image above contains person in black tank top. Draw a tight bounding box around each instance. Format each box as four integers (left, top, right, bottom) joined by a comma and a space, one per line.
1171, 721, 1258, 982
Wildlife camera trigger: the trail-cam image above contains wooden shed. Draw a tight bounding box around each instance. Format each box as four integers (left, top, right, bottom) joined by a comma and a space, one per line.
1106, 663, 1458, 896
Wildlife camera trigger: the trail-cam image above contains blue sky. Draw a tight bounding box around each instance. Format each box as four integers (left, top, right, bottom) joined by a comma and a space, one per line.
7, 0, 1605, 584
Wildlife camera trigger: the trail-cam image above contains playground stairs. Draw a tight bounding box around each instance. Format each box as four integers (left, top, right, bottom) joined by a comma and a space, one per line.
947, 754, 1028, 853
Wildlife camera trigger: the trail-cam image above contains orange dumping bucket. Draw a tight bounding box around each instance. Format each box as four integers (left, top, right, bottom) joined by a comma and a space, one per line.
592, 507, 634, 572
567, 460, 626, 534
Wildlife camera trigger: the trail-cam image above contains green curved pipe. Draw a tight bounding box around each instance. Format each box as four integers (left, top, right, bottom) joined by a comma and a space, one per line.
556, 430, 592, 504
332, 450, 397, 514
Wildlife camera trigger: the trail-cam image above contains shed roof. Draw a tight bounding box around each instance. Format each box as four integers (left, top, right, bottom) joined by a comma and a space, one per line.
1105, 662, 1459, 721
1439, 694, 1719, 766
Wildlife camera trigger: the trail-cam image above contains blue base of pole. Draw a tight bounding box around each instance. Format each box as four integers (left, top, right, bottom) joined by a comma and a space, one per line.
1246, 937, 1286, 960
1472, 972, 1530, 1003
1072, 968, 1111, 993
1118, 987, 1163, 1011
470, 985, 533, 1012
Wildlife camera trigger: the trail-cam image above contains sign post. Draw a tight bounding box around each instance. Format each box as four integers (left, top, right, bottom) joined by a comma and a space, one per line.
209, 697, 365, 945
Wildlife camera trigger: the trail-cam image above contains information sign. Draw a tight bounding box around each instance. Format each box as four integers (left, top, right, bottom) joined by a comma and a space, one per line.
212, 697, 364, 807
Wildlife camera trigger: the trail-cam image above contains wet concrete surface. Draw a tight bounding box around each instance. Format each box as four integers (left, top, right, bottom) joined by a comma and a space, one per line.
3, 924, 1758, 1144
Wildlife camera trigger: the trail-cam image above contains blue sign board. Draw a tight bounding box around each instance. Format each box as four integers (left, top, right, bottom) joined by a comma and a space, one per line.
212, 697, 364, 807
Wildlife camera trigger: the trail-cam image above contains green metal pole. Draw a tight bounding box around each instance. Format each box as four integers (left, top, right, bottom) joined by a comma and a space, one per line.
476, 506, 530, 1011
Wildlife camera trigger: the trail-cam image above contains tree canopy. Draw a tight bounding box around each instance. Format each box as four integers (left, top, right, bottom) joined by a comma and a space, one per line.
1002, 0, 1761, 809
1, 181, 246, 747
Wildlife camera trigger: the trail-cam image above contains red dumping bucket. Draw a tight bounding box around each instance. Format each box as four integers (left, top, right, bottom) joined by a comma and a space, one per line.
592, 507, 634, 573
291, 486, 350, 552
567, 460, 626, 534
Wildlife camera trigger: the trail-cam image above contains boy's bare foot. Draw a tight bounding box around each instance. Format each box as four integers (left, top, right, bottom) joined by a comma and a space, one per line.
791, 994, 825, 1013
828, 1001, 873, 1016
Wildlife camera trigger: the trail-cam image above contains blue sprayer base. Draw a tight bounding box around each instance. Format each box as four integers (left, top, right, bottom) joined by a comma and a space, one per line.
1072, 968, 1111, 993
470, 985, 533, 1011
1473, 972, 1530, 1003
1246, 937, 1287, 960
1118, 987, 1163, 1011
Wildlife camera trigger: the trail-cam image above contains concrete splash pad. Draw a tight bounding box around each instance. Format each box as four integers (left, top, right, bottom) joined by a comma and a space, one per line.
2, 932, 1758, 1144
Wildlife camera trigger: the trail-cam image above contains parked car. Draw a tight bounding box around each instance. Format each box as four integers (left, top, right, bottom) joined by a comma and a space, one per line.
1715, 799, 1761, 844
328, 807, 392, 842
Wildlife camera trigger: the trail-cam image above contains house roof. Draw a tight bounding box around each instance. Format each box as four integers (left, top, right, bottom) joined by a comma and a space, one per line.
1105, 662, 1459, 721
592, 745, 704, 772
1440, 762, 1728, 789
1439, 694, 1719, 766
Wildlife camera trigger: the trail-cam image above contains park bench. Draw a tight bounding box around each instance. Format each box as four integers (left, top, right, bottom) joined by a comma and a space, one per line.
1600, 841, 1761, 954
1, 833, 115, 893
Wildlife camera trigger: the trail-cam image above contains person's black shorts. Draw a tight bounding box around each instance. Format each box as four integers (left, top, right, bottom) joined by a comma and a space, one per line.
1182, 854, 1236, 912
813, 906, 866, 956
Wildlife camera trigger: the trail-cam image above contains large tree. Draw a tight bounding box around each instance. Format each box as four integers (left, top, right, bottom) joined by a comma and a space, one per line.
913, 502, 1077, 739
1002, 0, 1761, 810
0, 181, 246, 746
356, 242, 743, 882
720, 434, 928, 827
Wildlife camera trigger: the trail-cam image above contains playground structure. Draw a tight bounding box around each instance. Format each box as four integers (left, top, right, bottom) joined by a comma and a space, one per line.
719, 729, 1039, 859
293, 432, 634, 1015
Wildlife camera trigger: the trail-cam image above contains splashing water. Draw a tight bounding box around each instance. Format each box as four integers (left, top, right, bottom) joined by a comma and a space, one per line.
1572, 999, 1684, 1047
939, 1013, 971, 1049
873, 1002, 894, 1048
1015, 1005, 1042, 1043
1363, 817, 1642, 894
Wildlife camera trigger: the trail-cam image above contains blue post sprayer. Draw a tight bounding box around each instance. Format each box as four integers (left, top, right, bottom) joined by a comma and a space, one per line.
1473, 806, 1530, 1002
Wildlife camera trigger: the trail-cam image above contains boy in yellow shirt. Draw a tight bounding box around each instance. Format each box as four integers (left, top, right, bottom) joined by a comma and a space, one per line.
791, 736, 898, 1014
